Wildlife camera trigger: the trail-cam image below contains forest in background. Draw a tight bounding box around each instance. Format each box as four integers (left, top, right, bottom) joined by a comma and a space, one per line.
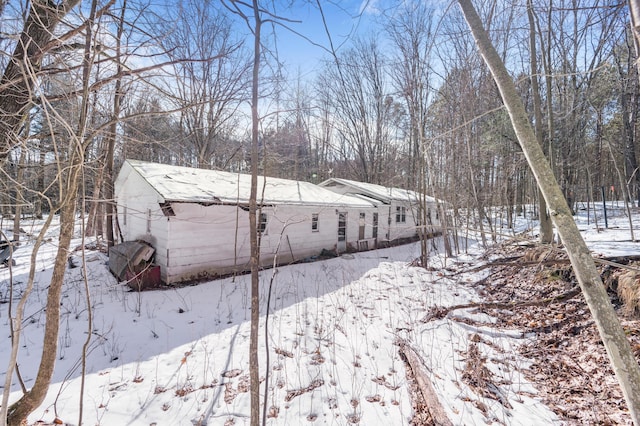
0, 0, 637, 248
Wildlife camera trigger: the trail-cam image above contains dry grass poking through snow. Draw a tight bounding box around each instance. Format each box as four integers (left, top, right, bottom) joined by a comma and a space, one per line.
611, 264, 640, 317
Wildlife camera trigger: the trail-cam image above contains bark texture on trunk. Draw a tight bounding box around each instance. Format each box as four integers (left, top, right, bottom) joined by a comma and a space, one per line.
0, 0, 81, 159
526, 0, 553, 243
7, 190, 78, 425
249, 1, 261, 425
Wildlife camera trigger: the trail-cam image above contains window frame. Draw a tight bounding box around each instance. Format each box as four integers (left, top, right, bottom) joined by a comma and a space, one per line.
258, 212, 268, 234
338, 212, 347, 242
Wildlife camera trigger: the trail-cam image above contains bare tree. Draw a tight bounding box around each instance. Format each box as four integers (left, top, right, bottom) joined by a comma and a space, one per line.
121, 93, 179, 163
385, 2, 435, 190
457, 1, 640, 423
103, 0, 127, 248
542, 0, 621, 211
3, 0, 103, 422
615, 9, 640, 205
248, 3, 262, 423
159, 0, 250, 169
384, 2, 450, 261
629, 0, 640, 85
261, 76, 314, 181
220, 2, 263, 424
319, 36, 400, 184
527, 0, 553, 243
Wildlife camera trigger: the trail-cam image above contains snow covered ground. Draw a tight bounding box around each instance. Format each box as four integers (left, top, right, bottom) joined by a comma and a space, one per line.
0, 202, 637, 425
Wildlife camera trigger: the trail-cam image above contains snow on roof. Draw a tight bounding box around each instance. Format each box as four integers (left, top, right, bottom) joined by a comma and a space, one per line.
123, 160, 375, 208
344, 193, 385, 205
319, 177, 438, 204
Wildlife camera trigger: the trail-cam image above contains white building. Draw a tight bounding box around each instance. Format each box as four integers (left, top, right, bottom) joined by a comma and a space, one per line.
319, 177, 441, 243
114, 160, 380, 284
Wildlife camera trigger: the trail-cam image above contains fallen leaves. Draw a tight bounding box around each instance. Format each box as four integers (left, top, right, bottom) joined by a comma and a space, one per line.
274, 347, 294, 358
473, 240, 640, 425
371, 375, 400, 391
284, 379, 324, 402
460, 337, 512, 411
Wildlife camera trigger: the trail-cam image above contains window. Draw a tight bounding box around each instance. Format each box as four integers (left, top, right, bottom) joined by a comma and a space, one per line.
258, 212, 268, 233
338, 212, 346, 241
396, 206, 406, 223
312, 213, 319, 232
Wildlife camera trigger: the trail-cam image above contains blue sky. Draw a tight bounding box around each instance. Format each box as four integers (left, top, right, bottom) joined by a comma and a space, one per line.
263, 0, 377, 78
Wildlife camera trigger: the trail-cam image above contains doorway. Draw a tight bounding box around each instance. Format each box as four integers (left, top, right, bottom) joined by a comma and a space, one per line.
337, 212, 347, 252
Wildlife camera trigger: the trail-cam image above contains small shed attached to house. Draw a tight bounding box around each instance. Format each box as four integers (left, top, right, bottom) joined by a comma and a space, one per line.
114, 160, 379, 284
319, 177, 441, 244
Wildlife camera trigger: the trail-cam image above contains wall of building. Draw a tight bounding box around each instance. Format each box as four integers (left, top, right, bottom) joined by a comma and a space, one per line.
159, 203, 380, 284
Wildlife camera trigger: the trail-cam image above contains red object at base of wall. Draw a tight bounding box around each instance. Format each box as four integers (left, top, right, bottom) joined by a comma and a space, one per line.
126, 265, 162, 291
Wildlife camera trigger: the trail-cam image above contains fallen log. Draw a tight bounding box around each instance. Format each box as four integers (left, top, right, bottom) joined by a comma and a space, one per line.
422, 286, 581, 322
398, 339, 453, 426
458, 253, 640, 275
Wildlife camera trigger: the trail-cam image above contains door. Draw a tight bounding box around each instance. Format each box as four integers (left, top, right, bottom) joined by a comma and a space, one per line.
337, 212, 347, 252
373, 212, 378, 239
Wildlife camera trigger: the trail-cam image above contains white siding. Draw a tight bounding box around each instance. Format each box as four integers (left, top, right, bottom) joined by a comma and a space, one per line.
319, 178, 443, 241
387, 201, 419, 241
162, 204, 250, 283
157, 203, 380, 284
115, 164, 170, 281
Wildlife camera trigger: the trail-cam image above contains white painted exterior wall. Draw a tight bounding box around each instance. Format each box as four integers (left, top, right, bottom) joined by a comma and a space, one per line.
116, 164, 168, 249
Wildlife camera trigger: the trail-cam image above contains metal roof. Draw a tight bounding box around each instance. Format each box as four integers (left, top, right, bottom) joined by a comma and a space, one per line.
119, 160, 376, 208
319, 177, 438, 204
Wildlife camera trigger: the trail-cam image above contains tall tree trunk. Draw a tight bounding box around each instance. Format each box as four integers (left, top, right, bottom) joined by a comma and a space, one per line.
104, 0, 127, 248
0, 208, 54, 426
34, 139, 46, 219
0, 0, 81, 159
6, 190, 78, 425
457, 1, 640, 423
527, 0, 553, 243
629, 1, 640, 86
12, 145, 27, 242
85, 157, 104, 238
620, 63, 640, 206
248, 1, 262, 424
538, 0, 556, 192
5, 0, 94, 422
